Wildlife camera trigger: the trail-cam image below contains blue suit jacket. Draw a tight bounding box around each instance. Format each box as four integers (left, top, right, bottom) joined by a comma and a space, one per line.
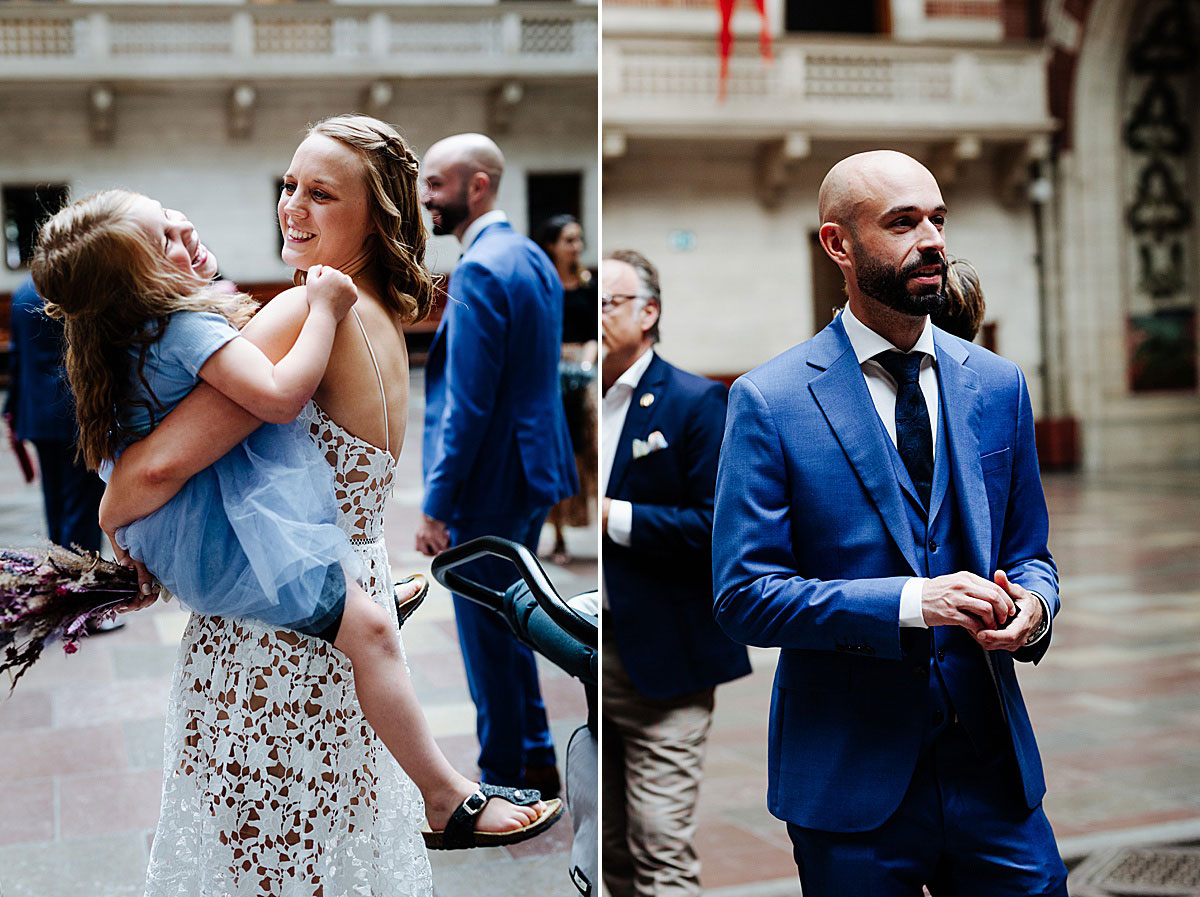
712, 315, 1058, 833
422, 220, 578, 525
604, 353, 751, 699
4, 278, 77, 442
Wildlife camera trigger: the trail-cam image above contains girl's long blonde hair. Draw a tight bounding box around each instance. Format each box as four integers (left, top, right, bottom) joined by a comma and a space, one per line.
31, 189, 257, 470
297, 114, 435, 324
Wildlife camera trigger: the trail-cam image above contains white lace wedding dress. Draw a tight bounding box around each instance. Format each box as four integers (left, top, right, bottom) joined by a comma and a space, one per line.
144, 402, 432, 897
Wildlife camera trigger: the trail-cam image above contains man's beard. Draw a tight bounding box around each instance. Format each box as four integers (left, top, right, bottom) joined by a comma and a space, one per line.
428, 188, 470, 236
855, 251, 947, 317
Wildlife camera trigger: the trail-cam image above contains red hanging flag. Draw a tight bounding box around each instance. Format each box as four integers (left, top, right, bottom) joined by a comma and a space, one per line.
717, 0, 773, 101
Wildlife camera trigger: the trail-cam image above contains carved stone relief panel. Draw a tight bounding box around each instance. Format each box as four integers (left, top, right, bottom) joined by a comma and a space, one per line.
1123, 0, 1198, 391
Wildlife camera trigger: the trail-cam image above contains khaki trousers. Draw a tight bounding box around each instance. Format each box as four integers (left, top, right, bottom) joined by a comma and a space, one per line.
602, 626, 715, 897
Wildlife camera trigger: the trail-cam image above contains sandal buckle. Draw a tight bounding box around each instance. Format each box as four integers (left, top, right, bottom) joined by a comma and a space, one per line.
462, 790, 487, 816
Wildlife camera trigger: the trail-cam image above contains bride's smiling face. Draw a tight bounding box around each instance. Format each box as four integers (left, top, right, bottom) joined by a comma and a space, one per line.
278, 134, 375, 273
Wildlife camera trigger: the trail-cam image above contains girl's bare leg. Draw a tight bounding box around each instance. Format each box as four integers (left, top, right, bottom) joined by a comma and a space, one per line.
333, 583, 544, 834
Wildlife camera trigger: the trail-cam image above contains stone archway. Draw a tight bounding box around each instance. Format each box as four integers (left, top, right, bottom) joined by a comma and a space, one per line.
1053, 0, 1200, 470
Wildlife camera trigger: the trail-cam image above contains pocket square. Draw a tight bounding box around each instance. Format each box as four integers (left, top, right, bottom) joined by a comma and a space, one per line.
632, 430, 669, 459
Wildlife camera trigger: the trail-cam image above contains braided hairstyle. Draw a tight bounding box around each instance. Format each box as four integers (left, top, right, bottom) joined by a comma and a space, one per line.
301, 114, 434, 324
31, 189, 256, 469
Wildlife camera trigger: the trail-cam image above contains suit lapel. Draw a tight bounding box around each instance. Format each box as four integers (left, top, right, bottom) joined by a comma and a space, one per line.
808, 319, 922, 576
935, 333, 990, 575
608, 353, 667, 498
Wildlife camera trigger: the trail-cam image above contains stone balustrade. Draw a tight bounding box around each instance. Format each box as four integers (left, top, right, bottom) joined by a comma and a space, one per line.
0, 3, 598, 80
604, 37, 1053, 139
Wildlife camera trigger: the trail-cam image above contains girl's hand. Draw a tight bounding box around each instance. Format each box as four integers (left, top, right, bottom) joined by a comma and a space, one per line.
103, 524, 160, 613
305, 264, 358, 321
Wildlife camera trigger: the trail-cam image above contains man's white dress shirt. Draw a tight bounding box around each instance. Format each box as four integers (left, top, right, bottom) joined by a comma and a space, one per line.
601, 347, 655, 548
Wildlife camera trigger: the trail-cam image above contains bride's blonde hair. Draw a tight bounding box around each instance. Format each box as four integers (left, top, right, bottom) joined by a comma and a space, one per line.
297, 114, 435, 324
31, 189, 257, 470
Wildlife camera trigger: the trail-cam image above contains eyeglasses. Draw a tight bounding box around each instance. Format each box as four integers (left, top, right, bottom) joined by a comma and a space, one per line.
601, 293, 647, 314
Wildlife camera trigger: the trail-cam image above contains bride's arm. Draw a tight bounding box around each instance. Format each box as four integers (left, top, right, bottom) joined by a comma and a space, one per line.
99, 287, 311, 533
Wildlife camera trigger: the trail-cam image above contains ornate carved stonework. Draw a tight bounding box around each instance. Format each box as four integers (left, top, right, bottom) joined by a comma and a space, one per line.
1122, 0, 1198, 390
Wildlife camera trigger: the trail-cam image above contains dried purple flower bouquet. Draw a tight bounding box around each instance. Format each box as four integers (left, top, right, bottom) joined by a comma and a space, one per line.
0, 545, 138, 689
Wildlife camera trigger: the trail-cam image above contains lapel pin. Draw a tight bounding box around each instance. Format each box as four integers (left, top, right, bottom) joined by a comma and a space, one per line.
640, 392, 655, 408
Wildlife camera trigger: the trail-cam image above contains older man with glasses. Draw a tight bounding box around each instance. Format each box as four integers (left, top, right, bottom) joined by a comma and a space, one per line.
600, 249, 751, 897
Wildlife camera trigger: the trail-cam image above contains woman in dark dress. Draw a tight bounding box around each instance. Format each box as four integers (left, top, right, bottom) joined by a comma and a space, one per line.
535, 214, 597, 565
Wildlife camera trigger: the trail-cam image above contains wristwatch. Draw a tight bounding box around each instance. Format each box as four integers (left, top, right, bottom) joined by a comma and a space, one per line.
1024, 592, 1051, 646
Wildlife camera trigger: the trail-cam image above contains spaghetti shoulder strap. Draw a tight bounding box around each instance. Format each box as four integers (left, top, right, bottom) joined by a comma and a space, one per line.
350, 307, 389, 455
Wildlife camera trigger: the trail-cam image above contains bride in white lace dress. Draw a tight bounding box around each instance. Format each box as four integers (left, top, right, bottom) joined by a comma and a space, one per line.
142, 397, 432, 896
101, 116, 548, 896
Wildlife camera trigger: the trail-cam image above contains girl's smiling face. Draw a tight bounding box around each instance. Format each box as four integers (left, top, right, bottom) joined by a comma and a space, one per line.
278, 134, 375, 275
128, 196, 217, 281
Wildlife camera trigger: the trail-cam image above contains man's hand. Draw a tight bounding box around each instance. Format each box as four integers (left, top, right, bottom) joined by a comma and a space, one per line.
102, 524, 160, 613
921, 571, 1016, 634
976, 570, 1044, 653
415, 514, 451, 557
601, 497, 611, 535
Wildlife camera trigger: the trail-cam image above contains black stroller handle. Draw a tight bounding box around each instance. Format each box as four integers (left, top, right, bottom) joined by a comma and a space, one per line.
430, 535, 598, 650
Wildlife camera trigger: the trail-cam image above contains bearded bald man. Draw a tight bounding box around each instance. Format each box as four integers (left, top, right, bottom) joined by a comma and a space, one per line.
712, 150, 1068, 896
418, 133, 578, 795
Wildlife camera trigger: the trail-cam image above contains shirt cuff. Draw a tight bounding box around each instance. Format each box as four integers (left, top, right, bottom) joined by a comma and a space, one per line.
606, 499, 633, 547
899, 577, 928, 628
1024, 591, 1052, 645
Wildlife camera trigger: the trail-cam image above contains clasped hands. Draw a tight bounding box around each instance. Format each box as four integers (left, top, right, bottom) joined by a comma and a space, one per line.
921, 570, 1043, 653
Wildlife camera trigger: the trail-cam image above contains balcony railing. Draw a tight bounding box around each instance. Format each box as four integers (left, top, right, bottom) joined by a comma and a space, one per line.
603, 37, 1052, 138
0, 3, 597, 80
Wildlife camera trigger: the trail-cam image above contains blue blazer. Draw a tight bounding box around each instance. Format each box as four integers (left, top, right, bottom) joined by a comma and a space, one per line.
713, 315, 1058, 833
605, 353, 751, 700
4, 278, 77, 442
422, 220, 578, 525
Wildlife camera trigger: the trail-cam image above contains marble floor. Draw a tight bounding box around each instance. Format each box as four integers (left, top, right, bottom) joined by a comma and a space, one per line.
2, 376, 1197, 897
689, 467, 1200, 895
0, 370, 596, 897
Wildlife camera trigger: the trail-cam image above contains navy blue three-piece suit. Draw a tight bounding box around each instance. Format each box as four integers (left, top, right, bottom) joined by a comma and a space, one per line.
422, 219, 577, 787
713, 314, 1068, 895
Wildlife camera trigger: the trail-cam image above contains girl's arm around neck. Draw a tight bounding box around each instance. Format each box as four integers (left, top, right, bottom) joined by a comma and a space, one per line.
196, 267, 356, 424
99, 287, 312, 532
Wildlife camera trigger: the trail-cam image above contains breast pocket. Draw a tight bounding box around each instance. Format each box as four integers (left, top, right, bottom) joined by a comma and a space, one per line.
980, 447, 1011, 475
980, 447, 1012, 536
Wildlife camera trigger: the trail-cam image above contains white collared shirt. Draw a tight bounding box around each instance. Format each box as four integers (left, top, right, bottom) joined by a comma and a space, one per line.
840, 302, 939, 457
840, 303, 938, 629
459, 209, 508, 252
601, 347, 655, 548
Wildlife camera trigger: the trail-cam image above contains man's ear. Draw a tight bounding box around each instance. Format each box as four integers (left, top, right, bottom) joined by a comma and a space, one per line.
468, 171, 492, 204
640, 300, 660, 336
818, 221, 850, 265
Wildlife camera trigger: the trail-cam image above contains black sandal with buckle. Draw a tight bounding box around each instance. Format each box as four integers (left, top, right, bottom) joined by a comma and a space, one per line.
422, 783, 563, 850
394, 574, 429, 629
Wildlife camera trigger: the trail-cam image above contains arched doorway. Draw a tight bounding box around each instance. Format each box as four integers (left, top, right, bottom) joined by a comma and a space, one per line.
1055, 0, 1200, 469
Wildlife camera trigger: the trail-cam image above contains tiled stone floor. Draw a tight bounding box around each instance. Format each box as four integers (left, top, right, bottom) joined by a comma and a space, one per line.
691, 467, 1200, 896
0, 370, 596, 897
2, 367, 1197, 897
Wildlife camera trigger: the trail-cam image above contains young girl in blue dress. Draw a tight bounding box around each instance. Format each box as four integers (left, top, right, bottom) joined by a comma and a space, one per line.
31, 186, 560, 849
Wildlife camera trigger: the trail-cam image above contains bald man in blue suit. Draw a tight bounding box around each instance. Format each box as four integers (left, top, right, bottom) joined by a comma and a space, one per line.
712, 151, 1068, 896
418, 133, 577, 795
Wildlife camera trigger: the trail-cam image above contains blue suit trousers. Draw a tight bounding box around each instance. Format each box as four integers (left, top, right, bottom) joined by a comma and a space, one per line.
786, 718, 1068, 896
34, 439, 105, 551
448, 507, 556, 786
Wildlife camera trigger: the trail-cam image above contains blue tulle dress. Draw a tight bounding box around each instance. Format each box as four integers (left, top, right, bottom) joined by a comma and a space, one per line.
111, 311, 359, 638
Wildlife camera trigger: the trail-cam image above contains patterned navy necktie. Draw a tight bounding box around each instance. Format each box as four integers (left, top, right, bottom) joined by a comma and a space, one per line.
875, 350, 933, 509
